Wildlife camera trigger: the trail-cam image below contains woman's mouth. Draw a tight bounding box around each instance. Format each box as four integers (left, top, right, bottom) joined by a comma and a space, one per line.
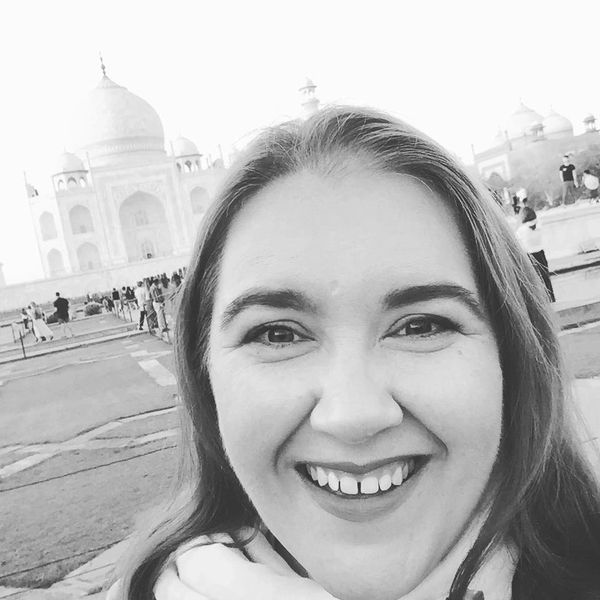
296, 456, 426, 500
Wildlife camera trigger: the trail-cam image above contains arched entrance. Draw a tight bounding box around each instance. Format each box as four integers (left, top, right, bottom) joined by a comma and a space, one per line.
69, 205, 94, 234
190, 187, 209, 215
40, 212, 57, 241
119, 192, 173, 262
77, 242, 101, 271
47, 249, 65, 276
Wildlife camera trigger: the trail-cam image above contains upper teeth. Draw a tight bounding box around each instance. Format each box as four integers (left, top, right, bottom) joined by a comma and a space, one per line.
306, 459, 416, 496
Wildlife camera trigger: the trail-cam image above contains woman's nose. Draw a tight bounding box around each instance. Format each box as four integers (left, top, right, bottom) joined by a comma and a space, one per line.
309, 354, 404, 444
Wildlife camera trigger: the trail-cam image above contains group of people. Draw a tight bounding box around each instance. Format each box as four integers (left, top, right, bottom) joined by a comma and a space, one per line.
19, 292, 73, 342
100, 269, 186, 334
509, 155, 600, 214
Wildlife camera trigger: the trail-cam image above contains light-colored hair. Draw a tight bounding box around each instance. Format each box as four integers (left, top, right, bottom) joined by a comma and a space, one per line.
121, 107, 600, 599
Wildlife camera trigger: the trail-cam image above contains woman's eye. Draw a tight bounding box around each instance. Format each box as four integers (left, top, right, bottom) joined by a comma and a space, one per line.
250, 325, 302, 345
392, 316, 453, 338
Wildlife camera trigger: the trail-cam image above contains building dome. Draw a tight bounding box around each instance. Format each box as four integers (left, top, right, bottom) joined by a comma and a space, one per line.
70, 75, 165, 168
542, 109, 573, 138
505, 102, 544, 140
299, 77, 316, 91
55, 151, 85, 174
172, 136, 200, 157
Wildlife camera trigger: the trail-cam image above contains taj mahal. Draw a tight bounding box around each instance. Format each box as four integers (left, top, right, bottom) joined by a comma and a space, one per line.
0, 68, 320, 311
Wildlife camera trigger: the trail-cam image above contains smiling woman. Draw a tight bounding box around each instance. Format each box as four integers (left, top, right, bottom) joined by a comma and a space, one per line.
113, 108, 600, 600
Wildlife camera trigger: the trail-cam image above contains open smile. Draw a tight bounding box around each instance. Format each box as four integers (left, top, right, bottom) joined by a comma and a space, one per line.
294, 455, 430, 519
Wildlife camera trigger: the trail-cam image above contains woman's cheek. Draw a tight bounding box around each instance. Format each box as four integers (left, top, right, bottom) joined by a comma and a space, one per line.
386, 342, 503, 447
212, 356, 316, 449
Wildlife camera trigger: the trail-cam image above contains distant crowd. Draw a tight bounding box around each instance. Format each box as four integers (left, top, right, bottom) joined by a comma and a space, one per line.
16, 268, 186, 343
99, 268, 186, 333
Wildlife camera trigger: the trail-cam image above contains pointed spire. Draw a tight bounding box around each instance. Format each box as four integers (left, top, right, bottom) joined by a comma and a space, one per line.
99, 52, 107, 77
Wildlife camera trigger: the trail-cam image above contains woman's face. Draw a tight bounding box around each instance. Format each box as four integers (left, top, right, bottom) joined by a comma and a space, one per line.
208, 169, 503, 600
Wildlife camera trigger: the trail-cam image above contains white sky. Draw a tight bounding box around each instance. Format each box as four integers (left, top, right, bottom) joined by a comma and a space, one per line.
1, 0, 599, 284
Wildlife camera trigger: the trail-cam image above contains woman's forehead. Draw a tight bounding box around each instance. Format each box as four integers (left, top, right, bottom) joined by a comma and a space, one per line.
217, 170, 476, 299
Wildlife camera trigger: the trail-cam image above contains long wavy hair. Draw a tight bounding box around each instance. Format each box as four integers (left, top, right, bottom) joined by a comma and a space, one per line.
120, 107, 600, 600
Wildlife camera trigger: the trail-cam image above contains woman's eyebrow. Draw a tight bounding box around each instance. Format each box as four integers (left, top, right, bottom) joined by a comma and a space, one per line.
220, 288, 318, 329
382, 283, 486, 320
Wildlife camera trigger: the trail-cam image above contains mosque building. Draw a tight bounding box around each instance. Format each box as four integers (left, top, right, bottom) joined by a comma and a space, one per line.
0, 71, 320, 309
25, 61, 225, 284
473, 102, 600, 202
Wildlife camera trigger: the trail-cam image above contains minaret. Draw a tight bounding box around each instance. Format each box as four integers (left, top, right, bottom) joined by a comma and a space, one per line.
0, 263, 6, 288
299, 78, 320, 119
99, 52, 107, 77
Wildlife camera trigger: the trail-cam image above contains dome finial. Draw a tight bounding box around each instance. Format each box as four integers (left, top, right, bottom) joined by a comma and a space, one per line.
99, 52, 107, 77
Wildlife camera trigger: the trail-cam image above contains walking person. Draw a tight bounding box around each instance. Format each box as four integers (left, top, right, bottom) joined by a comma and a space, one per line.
111, 288, 121, 316
134, 281, 148, 330
20, 308, 31, 337
515, 206, 556, 302
53, 292, 74, 338
559, 154, 578, 205
150, 278, 168, 333
29, 301, 53, 341
143, 279, 157, 332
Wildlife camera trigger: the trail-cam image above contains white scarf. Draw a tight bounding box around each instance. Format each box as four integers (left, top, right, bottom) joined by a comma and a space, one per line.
150, 525, 516, 600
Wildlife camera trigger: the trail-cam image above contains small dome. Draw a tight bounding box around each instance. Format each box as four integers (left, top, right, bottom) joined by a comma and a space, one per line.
505, 102, 544, 140
542, 109, 573, 137
55, 151, 85, 174
172, 136, 199, 157
584, 113, 596, 123
70, 75, 165, 167
299, 77, 316, 91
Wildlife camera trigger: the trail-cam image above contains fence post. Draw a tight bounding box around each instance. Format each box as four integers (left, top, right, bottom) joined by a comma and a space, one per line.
19, 330, 27, 360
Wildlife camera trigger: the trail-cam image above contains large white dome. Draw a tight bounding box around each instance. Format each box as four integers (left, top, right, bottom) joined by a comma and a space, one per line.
543, 109, 573, 138
505, 102, 544, 140
71, 75, 165, 167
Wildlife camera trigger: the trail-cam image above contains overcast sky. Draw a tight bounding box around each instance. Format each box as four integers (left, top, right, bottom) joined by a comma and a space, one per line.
1, 0, 599, 284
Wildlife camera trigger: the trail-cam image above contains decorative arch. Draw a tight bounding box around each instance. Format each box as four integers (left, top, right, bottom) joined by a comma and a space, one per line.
69, 205, 94, 234
67, 177, 78, 189
40, 212, 58, 241
190, 187, 209, 215
119, 192, 173, 262
47, 249, 65, 276
76, 242, 101, 271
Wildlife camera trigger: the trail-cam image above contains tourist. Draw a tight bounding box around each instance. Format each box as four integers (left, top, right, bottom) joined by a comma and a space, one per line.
150, 278, 168, 332
142, 279, 157, 332
112, 108, 600, 600
515, 207, 556, 302
29, 301, 53, 342
20, 308, 30, 336
559, 154, 578, 205
111, 288, 121, 314
125, 286, 138, 309
582, 169, 600, 203
134, 281, 148, 331
53, 292, 73, 338
511, 192, 520, 215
